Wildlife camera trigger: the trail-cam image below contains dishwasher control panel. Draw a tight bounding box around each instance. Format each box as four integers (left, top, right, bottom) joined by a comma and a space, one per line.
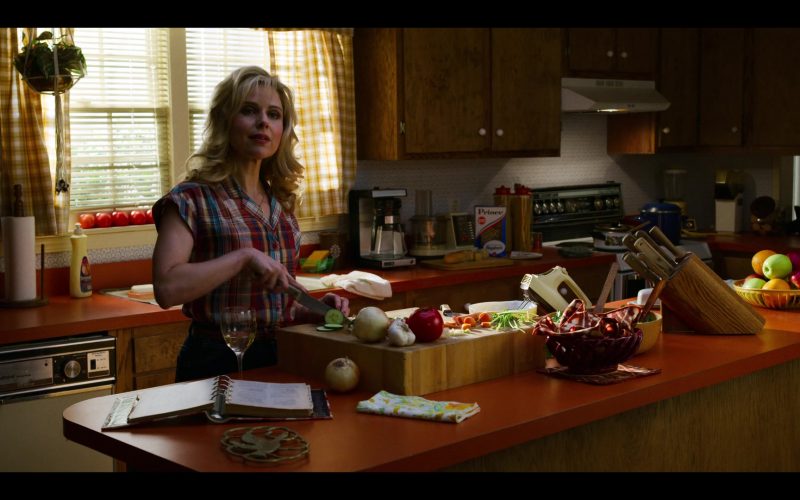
0, 335, 115, 401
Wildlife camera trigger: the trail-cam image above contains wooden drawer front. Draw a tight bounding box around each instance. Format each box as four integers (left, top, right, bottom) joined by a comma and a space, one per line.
133, 323, 187, 373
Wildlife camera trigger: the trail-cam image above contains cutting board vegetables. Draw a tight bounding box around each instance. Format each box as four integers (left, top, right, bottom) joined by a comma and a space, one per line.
420, 258, 515, 271
277, 323, 545, 396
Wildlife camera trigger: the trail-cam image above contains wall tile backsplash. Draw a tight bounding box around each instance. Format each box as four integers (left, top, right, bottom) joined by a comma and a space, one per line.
8, 114, 784, 269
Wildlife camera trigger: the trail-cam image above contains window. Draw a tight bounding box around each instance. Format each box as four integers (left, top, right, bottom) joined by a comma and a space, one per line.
37, 28, 353, 225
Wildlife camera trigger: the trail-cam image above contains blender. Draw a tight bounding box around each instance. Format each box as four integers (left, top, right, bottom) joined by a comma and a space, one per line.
409, 189, 447, 258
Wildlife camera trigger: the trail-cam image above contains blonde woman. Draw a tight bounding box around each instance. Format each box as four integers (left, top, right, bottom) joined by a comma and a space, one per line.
152, 66, 348, 381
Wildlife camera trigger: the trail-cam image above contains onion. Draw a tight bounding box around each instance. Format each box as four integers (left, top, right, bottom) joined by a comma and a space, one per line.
324, 357, 360, 393
352, 306, 390, 343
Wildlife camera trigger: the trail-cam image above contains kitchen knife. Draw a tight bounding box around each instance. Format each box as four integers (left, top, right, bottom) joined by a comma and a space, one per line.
635, 230, 679, 268
287, 284, 348, 324
623, 251, 661, 284
633, 238, 674, 278
648, 226, 687, 260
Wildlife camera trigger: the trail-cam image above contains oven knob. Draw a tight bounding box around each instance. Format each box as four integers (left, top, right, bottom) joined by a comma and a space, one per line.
594, 199, 604, 210
534, 203, 542, 215
64, 359, 82, 379
613, 197, 620, 207
566, 200, 576, 213
605, 198, 614, 209
556, 201, 565, 213
549, 202, 557, 213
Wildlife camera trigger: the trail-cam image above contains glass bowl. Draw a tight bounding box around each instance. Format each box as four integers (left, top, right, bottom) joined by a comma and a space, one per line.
733, 279, 800, 310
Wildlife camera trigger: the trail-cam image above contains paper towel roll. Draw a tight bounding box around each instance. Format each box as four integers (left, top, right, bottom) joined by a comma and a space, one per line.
2, 216, 37, 301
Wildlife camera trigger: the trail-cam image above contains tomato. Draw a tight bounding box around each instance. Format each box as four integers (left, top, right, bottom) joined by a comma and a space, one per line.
406, 307, 444, 343
129, 210, 147, 225
78, 213, 96, 229
145, 208, 154, 224
95, 212, 113, 228
112, 211, 130, 226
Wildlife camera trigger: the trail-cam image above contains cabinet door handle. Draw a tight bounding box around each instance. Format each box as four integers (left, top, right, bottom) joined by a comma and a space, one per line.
620, 51, 628, 59
731, 126, 738, 133
606, 50, 614, 58
478, 128, 487, 136
495, 128, 504, 137
661, 127, 671, 135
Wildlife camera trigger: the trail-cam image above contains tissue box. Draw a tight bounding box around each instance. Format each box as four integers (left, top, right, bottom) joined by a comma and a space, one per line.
715, 195, 742, 233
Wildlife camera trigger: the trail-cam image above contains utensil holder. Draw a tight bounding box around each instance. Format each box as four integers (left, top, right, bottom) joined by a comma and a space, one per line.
660, 253, 765, 334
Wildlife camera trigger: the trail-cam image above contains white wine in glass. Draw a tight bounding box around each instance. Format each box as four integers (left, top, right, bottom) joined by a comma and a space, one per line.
221, 306, 256, 378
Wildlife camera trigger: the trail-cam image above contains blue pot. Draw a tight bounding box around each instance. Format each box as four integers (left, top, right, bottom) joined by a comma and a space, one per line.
639, 202, 682, 244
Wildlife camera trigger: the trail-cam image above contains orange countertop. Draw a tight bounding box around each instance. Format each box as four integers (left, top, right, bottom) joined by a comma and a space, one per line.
63, 304, 800, 472
1, 248, 614, 346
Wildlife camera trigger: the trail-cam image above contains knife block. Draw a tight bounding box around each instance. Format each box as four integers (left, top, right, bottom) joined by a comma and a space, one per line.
660, 253, 765, 334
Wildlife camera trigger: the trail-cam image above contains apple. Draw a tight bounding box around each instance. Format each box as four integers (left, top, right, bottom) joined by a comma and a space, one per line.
786, 250, 800, 273
145, 208, 154, 224
129, 210, 147, 225
406, 307, 444, 343
762, 253, 793, 279
743, 277, 766, 289
745, 273, 766, 282
112, 211, 130, 227
790, 271, 800, 289
95, 212, 113, 228
78, 213, 95, 229
763, 278, 791, 291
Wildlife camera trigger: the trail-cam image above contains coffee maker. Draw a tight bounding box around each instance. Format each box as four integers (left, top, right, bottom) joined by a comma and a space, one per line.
348, 188, 416, 269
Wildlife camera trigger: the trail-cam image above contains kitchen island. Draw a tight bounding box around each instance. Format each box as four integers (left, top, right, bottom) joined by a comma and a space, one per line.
63, 305, 800, 471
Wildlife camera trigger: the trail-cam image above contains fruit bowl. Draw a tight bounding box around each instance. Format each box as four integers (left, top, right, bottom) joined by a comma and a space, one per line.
733, 280, 800, 310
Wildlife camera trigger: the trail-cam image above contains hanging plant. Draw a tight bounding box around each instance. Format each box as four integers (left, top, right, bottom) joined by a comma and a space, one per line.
14, 30, 87, 94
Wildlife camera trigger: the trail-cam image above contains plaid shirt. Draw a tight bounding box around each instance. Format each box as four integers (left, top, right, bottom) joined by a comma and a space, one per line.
153, 176, 301, 331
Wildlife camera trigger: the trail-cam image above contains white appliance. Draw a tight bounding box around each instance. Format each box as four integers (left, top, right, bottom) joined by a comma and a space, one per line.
0, 335, 116, 472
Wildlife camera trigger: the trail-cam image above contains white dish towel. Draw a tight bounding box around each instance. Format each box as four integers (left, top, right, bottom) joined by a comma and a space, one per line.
319, 271, 392, 300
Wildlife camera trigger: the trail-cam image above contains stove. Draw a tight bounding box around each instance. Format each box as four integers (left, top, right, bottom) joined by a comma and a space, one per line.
531, 182, 623, 242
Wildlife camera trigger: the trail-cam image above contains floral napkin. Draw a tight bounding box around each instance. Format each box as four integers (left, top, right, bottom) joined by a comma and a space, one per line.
356, 391, 480, 423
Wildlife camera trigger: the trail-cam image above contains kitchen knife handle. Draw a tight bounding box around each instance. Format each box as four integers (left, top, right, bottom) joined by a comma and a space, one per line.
623, 252, 661, 284
649, 226, 687, 260
633, 238, 674, 278
635, 230, 678, 267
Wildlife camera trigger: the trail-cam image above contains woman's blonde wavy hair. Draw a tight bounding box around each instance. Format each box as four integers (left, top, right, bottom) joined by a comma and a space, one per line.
185, 66, 304, 213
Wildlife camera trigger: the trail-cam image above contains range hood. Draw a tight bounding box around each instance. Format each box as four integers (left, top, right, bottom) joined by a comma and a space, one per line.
562, 77, 670, 113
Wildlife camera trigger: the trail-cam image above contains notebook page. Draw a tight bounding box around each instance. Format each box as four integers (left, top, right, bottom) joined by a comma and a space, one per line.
229, 380, 313, 411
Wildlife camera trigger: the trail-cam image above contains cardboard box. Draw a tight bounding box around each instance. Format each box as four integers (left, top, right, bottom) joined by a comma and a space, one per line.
475, 206, 509, 256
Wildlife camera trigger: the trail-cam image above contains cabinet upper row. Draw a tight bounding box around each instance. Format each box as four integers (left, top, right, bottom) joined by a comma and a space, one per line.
354, 28, 800, 160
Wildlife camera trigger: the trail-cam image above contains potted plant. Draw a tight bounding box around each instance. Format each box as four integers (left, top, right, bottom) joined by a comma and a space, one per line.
14, 30, 87, 94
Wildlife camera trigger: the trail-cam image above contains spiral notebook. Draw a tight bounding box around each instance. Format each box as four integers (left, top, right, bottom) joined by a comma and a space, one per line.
102, 376, 328, 430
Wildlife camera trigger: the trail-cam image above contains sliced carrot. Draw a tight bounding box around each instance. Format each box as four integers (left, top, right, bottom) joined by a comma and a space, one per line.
461, 323, 472, 331
480, 321, 493, 328
462, 316, 477, 326
477, 312, 492, 324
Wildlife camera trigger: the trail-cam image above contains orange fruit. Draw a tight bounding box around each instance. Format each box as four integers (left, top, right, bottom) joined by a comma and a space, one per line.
763, 278, 791, 291
752, 249, 776, 275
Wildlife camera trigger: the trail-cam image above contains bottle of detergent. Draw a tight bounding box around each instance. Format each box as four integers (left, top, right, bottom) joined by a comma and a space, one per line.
70, 223, 92, 298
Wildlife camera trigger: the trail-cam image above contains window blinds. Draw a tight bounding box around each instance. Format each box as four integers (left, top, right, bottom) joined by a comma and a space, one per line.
67, 28, 170, 210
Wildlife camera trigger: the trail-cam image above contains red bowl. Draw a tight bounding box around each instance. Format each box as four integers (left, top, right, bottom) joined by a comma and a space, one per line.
546, 329, 643, 374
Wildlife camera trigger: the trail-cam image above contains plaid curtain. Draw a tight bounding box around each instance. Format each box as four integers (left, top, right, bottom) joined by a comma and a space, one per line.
263, 29, 356, 218
0, 28, 58, 235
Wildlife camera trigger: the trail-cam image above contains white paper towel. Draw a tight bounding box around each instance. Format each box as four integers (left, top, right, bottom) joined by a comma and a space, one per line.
2, 216, 37, 301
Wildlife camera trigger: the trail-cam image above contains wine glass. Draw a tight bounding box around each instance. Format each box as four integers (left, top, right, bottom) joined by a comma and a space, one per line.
221, 306, 257, 379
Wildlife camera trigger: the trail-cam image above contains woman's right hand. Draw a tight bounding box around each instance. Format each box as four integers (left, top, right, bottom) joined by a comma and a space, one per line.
245, 247, 291, 292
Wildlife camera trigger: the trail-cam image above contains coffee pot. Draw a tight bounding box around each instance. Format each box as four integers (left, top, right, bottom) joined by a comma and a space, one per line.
348, 188, 416, 269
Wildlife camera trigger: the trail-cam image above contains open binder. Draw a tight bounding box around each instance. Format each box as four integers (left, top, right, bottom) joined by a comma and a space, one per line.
102, 376, 331, 430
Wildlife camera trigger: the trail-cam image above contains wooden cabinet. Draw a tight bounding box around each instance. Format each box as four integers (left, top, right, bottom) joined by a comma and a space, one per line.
566, 28, 657, 78
657, 28, 700, 149
112, 321, 189, 393
610, 28, 800, 154
699, 28, 745, 147
354, 28, 561, 159
751, 29, 800, 147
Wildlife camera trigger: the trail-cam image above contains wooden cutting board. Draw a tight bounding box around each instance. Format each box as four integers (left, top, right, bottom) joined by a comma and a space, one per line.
277, 324, 546, 396
420, 258, 515, 271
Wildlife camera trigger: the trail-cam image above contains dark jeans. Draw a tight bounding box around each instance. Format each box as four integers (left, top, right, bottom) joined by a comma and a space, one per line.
175, 322, 277, 382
